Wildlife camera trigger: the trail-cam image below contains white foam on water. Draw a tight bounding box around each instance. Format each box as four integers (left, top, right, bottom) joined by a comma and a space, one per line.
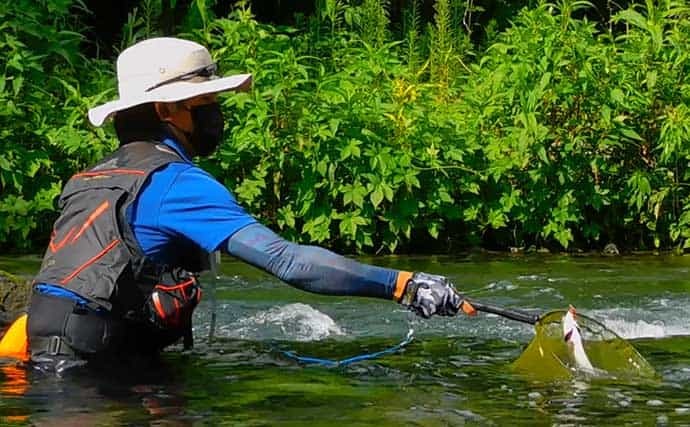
486, 280, 518, 291
517, 274, 543, 281
600, 318, 690, 339
590, 304, 690, 339
227, 303, 346, 342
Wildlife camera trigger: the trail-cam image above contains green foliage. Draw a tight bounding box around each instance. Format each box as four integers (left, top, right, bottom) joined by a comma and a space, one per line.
358, 0, 390, 47
0, 1, 116, 250
459, 0, 690, 250
402, 0, 423, 72
4, 0, 690, 254
196, 0, 690, 253
120, 0, 164, 50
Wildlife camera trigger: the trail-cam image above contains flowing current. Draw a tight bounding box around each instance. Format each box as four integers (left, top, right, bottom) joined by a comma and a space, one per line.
2, 253, 690, 425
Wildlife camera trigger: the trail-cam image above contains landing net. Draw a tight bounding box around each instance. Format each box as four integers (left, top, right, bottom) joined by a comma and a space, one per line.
512, 310, 657, 380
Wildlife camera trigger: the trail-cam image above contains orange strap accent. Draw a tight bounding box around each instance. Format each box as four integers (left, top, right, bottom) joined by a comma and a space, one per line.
461, 300, 477, 316
48, 200, 110, 254
152, 292, 166, 320
154, 278, 196, 291
71, 200, 110, 243
393, 271, 413, 301
0, 314, 29, 362
73, 168, 145, 178
59, 238, 120, 285
48, 227, 76, 253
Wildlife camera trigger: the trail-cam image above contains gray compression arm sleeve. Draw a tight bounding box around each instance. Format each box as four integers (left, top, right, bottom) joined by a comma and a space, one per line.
226, 223, 399, 299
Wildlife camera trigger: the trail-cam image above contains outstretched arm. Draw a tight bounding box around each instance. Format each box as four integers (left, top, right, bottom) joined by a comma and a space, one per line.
226, 223, 409, 300
150, 165, 410, 300
149, 165, 462, 317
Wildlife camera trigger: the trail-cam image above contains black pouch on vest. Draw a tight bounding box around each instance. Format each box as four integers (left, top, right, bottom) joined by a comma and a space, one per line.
144, 272, 202, 348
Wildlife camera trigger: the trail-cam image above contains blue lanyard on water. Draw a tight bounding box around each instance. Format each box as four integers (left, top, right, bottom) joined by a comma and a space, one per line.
280, 329, 415, 367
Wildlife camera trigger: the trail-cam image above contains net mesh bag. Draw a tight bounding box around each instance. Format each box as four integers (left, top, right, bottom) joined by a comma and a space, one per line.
511, 310, 656, 380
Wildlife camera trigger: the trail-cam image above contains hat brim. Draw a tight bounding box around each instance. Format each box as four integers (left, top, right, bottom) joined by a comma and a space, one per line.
88, 73, 252, 127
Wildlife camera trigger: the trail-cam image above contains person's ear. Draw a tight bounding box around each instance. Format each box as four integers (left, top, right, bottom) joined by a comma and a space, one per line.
154, 102, 170, 122
154, 102, 182, 123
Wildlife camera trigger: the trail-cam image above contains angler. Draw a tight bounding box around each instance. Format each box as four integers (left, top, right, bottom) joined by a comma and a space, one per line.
0, 37, 466, 368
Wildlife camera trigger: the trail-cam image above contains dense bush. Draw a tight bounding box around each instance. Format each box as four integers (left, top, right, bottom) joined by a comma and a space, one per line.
461, 0, 690, 251
197, 0, 690, 252
1, 0, 690, 254
0, 0, 115, 249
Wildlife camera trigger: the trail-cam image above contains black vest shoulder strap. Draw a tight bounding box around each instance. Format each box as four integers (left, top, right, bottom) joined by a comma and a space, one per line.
59, 141, 184, 202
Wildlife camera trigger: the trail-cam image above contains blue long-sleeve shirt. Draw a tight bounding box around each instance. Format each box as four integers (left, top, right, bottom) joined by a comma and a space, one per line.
39, 138, 407, 302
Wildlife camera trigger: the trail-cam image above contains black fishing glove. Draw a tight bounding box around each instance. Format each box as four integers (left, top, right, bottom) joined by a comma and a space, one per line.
399, 272, 464, 318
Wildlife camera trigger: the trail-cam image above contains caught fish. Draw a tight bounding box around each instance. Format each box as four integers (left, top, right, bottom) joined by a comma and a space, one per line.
562, 305, 595, 371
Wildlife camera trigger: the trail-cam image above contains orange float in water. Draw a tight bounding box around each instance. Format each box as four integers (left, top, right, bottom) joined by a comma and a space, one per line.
0, 314, 29, 362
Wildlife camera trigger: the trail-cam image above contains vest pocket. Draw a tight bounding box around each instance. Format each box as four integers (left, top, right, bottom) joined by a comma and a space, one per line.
144, 274, 201, 332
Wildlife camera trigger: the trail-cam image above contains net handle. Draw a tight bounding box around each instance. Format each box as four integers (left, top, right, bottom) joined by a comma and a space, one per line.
463, 299, 540, 325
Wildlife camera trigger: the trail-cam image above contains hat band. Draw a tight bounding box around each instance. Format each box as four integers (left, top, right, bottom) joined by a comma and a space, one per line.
145, 63, 218, 93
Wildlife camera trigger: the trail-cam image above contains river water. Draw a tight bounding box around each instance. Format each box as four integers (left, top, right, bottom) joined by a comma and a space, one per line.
1, 254, 690, 425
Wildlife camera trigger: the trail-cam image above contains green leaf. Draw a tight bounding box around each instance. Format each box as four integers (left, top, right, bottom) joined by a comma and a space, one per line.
277, 206, 296, 229
12, 76, 23, 96
370, 187, 384, 208
428, 221, 440, 239
610, 88, 625, 105
0, 156, 11, 171
554, 228, 573, 248
340, 139, 362, 160
464, 205, 480, 221
302, 214, 331, 242
329, 118, 340, 136
342, 183, 367, 208
316, 160, 328, 176
338, 211, 368, 238
382, 183, 394, 202
619, 128, 643, 141
488, 208, 507, 228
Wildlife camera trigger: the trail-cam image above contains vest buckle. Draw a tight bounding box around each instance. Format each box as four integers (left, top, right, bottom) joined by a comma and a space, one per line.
48, 336, 62, 356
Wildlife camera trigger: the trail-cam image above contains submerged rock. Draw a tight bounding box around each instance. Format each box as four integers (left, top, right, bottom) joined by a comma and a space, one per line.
0, 270, 31, 327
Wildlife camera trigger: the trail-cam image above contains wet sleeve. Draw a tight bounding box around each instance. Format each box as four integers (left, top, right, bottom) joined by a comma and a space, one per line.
226, 223, 409, 300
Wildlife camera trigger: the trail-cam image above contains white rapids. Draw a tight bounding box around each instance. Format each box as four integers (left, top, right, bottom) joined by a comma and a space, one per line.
223, 303, 346, 342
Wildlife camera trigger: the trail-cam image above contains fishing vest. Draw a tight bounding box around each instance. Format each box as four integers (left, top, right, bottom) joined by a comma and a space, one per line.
33, 141, 209, 312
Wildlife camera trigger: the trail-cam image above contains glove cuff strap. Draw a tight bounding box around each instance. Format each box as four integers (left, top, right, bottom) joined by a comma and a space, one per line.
393, 271, 414, 302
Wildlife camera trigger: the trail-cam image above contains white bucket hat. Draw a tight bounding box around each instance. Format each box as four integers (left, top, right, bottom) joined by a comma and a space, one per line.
88, 37, 252, 127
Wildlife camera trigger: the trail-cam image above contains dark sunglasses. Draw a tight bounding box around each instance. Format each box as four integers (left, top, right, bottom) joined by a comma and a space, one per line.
146, 63, 218, 92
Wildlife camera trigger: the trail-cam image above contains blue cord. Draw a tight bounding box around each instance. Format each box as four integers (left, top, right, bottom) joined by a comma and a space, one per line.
281, 329, 415, 367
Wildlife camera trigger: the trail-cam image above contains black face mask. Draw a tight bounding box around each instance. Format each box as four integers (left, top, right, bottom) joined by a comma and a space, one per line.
188, 102, 224, 157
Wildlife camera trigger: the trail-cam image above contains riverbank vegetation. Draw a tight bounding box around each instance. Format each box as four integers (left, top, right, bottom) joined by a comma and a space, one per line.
1, 0, 689, 254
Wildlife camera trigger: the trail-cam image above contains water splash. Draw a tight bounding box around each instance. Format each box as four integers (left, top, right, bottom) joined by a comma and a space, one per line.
591, 303, 690, 339
486, 280, 518, 291
221, 303, 346, 342
599, 318, 690, 339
